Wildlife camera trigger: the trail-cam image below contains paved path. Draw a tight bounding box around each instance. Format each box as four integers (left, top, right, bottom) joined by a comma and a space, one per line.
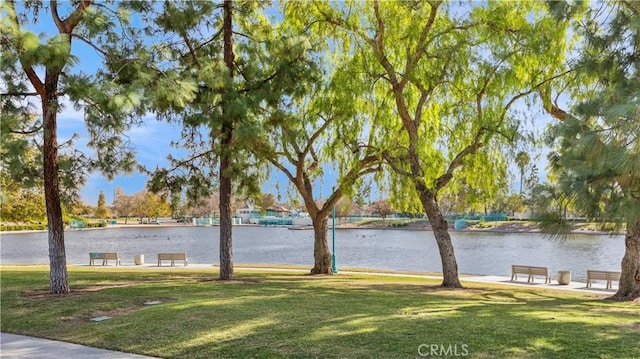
0, 333, 158, 359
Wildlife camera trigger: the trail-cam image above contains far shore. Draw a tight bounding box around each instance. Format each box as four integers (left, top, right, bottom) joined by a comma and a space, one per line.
1, 219, 622, 236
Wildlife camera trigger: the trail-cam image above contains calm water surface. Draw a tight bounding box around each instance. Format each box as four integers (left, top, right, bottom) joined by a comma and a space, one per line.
0, 226, 624, 281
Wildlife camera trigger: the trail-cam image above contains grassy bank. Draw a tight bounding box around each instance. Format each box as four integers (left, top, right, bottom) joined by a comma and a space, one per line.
1, 266, 638, 358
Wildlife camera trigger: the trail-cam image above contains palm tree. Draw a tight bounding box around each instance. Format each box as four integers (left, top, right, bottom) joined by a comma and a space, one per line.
515, 151, 530, 194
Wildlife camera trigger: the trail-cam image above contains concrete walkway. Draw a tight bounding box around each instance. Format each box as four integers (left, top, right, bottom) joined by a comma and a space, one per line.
0, 333, 158, 359
80, 263, 620, 294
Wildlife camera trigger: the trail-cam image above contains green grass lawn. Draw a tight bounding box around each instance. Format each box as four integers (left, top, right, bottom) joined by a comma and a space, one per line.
1, 266, 638, 358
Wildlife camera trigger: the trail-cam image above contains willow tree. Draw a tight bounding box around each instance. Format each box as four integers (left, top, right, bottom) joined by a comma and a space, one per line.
2, 1, 144, 293
141, 0, 318, 279
544, 1, 640, 301
254, 44, 383, 273
295, 0, 574, 287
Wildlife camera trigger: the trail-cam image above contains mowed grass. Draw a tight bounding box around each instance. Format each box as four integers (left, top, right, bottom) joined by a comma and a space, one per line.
1, 266, 638, 359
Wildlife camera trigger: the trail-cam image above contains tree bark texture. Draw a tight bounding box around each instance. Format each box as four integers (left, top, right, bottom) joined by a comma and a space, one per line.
43, 77, 69, 294
419, 190, 463, 288
310, 216, 332, 274
218, 0, 234, 281
612, 219, 640, 301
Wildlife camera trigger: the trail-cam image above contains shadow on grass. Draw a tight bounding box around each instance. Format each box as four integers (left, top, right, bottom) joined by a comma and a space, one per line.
1, 269, 638, 359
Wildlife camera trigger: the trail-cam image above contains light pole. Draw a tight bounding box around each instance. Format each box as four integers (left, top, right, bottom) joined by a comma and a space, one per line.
331, 200, 338, 273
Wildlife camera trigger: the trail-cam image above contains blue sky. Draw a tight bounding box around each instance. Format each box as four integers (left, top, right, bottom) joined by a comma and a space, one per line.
11, 1, 552, 207
56, 97, 341, 206
9, 1, 343, 206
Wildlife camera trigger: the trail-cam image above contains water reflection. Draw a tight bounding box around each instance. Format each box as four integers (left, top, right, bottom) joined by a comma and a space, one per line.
0, 226, 623, 281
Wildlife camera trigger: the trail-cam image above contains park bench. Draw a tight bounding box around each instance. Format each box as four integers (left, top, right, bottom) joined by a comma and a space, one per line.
89, 252, 121, 266
157, 253, 188, 267
511, 264, 551, 284
586, 270, 621, 289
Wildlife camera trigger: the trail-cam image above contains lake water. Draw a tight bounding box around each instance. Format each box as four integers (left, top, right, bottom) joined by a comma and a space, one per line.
0, 226, 624, 281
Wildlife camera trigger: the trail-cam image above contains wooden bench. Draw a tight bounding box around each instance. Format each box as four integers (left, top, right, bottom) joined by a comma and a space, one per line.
511, 265, 551, 284
157, 253, 188, 267
586, 270, 621, 289
89, 252, 121, 266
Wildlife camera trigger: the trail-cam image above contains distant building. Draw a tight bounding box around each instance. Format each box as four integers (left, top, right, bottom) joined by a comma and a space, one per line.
236, 208, 261, 223
264, 205, 291, 218
235, 204, 293, 224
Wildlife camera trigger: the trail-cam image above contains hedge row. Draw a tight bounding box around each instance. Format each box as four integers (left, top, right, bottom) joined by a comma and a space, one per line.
1, 222, 106, 231
0, 224, 47, 231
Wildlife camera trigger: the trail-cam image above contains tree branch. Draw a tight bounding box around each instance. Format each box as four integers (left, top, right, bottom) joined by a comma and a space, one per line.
6, 1, 45, 97
435, 129, 486, 191
399, 1, 441, 90
382, 150, 413, 177
313, 2, 371, 44
51, 0, 65, 33
51, 0, 92, 34
180, 30, 201, 68
372, 0, 399, 86
296, 113, 331, 160
413, 82, 435, 126
536, 68, 578, 121
1, 91, 40, 97
9, 125, 43, 135
71, 33, 109, 57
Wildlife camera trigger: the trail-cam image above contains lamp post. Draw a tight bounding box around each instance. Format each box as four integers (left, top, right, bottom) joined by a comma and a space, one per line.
331, 201, 338, 273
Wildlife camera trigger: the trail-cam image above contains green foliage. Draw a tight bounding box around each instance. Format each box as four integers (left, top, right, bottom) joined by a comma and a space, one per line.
0, 224, 47, 231
140, 1, 338, 218
545, 2, 640, 228
534, 211, 573, 235
0, 173, 46, 223
292, 1, 574, 213
1, 1, 151, 198
93, 190, 110, 219
86, 222, 107, 228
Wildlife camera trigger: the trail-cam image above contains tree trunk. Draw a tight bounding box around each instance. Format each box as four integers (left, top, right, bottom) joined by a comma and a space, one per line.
218, 0, 234, 281
310, 216, 332, 275
219, 172, 233, 280
420, 192, 462, 288
43, 80, 69, 294
612, 219, 640, 301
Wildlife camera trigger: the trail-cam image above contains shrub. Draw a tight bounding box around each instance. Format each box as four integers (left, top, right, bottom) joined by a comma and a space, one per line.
0, 224, 47, 231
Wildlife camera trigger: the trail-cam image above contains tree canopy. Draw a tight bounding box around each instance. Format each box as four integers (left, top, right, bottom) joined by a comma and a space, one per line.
1, 0, 150, 293
289, 0, 575, 287
544, 0, 640, 300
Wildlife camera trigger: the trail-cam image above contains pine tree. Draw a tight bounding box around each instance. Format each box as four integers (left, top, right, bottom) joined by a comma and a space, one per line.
94, 190, 109, 220
545, 1, 640, 300
2, 1, 147, 293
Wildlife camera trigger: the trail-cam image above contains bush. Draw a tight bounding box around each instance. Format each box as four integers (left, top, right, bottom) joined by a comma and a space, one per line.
87, 222, 107, 228
0, 224, 47, 231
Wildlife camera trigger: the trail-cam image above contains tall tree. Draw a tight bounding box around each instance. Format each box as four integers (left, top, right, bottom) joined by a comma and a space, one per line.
369, 200, 394, 220
544, 1, 640, 300
143, 1, 320, 279
1, 1, 143, 293
94, 189, 109, 220
218, 0, 235, 280
515, 151, 531, 194
295, 0, 574, 286
253, 51, 382, 273
112, 187, 134, 223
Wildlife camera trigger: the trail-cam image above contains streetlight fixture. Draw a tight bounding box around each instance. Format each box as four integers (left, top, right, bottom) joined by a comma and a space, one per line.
331, 196, 338, 274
